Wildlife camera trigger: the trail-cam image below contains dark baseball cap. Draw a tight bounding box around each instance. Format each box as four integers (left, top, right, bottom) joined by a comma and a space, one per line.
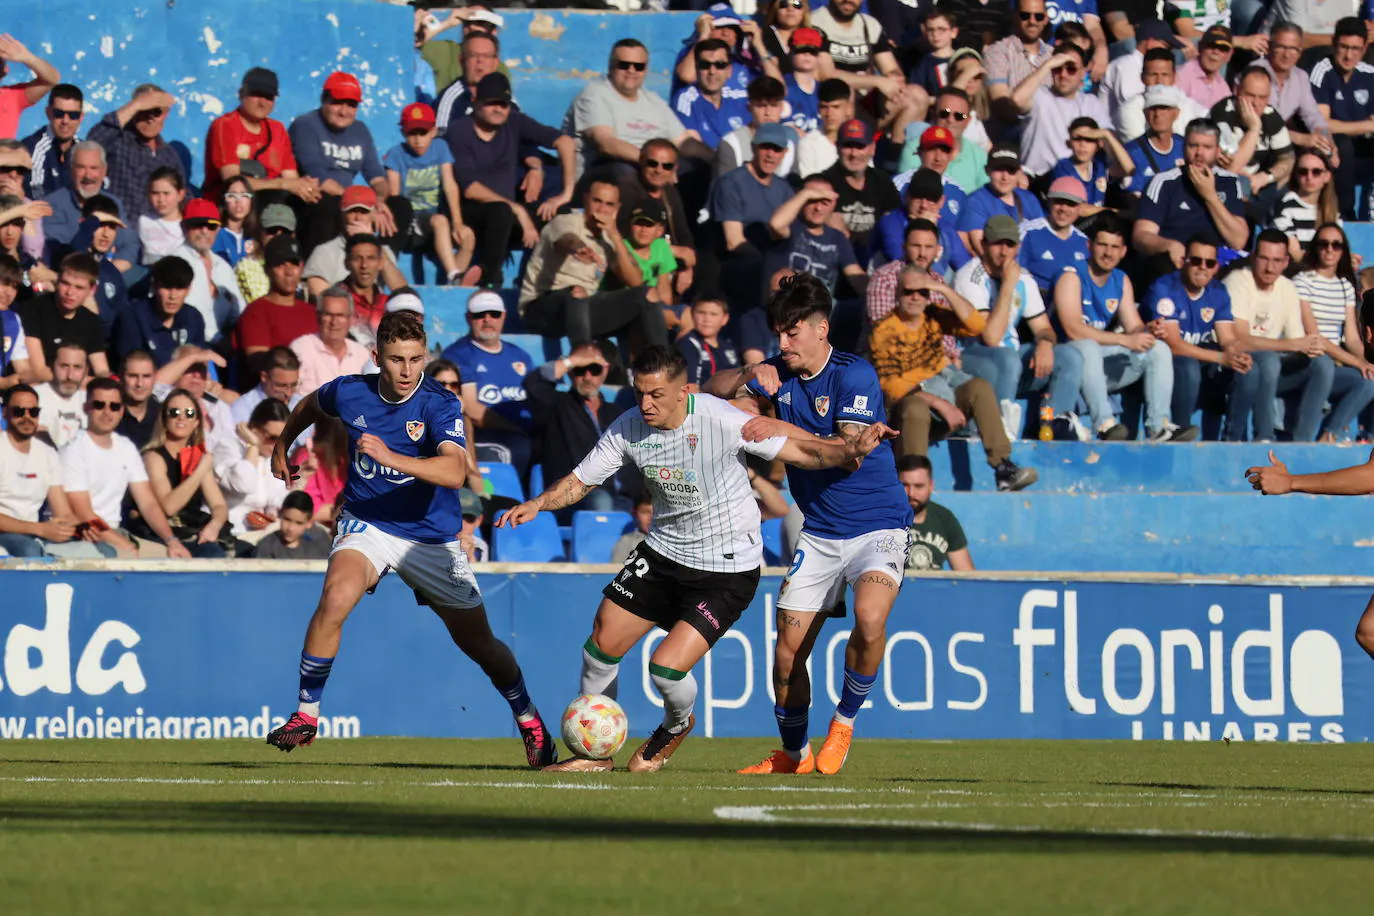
629, 198, 666, 226
265, 234, 303, 268
984, 214, 1020, 245
987, 144, 1022, 172
1200, 25, 1233, 50
906, 168, 944, 201
241, 67, 279, 99
475, 72, 512, 104
1134, 18, 1182, 48
838, 118, 874, 147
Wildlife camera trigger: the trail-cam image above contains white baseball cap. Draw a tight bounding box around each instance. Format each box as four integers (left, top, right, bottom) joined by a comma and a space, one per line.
385, 289, 425, 317
466, 290, 506, 314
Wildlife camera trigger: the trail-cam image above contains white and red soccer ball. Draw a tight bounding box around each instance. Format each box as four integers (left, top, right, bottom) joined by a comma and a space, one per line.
561, 694, 628, 760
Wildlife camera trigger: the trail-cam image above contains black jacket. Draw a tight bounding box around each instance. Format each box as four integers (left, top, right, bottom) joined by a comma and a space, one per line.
524, 370, 641, 500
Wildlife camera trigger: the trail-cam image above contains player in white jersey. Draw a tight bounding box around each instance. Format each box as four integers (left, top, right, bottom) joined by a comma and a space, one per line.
498, 345, 895, 772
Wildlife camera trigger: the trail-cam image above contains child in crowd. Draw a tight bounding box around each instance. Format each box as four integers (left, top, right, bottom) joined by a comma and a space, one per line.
1048, 117, 1133, 215
0, 253, 34, 386
624, 198, 696, 337
908, 10, 959, 97
74, 195, 131, 334
676, 294, 740, 386
212, 175, 257, 267
139, 167, 187, 265
251, 490, 330, 559
783, 27, 824, 134
383, 102, 479, 287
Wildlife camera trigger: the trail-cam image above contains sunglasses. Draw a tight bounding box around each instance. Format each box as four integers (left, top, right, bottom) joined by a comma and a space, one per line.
440, 379, 462, 391
1296, 167, 1327, 177
0, 166, 30, 176
329, 97, 360, 108
779, 0, 805, 7
614, 60, 648, 72
1315, 238, 1345, 251
899, 286, 928, 297
224, 192, 253, 202
1052, 63, 1081, 75
49, 109, 82, 121
469, 310, 503, 320
482, 99, 511, 109
937, 108, 969, 122
698, 59, 731, 71
1185, 256, 1218, 268
644, 157, 677, 171
91, 400, 124, 412
166, 407, 198, 419
97, 221, 123, 231
7, 406, 40, 418
571, 364, 607, 377
1019, 10, 1048, 20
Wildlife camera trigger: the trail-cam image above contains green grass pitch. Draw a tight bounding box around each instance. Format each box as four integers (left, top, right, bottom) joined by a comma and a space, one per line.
1, 738, 1372, 914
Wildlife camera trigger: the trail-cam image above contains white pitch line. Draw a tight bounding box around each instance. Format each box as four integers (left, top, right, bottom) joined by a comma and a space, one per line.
0, 775, 915, 794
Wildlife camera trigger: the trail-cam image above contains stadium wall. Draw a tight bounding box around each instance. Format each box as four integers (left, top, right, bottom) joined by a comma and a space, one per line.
0, 565, 1361, 744
12, 2, 697, 182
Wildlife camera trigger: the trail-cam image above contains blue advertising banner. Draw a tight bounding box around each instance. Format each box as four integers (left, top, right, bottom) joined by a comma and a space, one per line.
0, 569, 1365, 744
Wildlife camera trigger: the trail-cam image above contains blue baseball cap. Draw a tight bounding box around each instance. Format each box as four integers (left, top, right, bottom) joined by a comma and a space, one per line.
752, 122, 790, 149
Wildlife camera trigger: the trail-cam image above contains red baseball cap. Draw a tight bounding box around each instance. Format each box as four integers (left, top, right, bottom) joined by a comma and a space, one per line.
790, 27, 824, 50
401, 102, 436, 131
919, 125, 955, 151
838, 118, 874, 147
323, 71, 363, 102
340, 185, 377, 212
182, 198, 222, 226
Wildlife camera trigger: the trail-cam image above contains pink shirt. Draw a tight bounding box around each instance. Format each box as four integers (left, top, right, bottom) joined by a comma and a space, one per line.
289, 332, 370, 396
0, 86, 33, 140
1175, 60, 1233, 111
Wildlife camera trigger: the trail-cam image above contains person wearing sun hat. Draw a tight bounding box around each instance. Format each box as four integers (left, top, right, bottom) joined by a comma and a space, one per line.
170, 197, 244, 344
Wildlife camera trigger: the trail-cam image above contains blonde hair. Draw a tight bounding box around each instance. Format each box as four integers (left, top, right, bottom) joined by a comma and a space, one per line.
142, 388, 205, 454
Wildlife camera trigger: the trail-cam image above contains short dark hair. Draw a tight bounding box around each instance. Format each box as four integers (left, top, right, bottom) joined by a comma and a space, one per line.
147, 165, 185, 193
1091, 213, 1127, 242
906, 217, 939, 238
263, 346, 301, 373
1054, 40, 1090, 67
59, 251, 101, 285
1143, 47, 1175, 66
248, 396, 291, 428
1237, 65, 1272, 88
376, 309, 427, 350
748, 75, 786, 103
895, 454, 933, 474
1270, 20, 1303, 40
425, 357, 461, 383
817, 78, 850, 103
1255, 227, 1289, 250
0, 252, 21, 289
1185, 232, 1221, 251
691, 293, 729, 314
150, 255, 194, 290
122, 349, 156, 370
641, 137, 679, 162
3, 383, 37, 408
49, 84, 83, 106
610, 38, 648, 63
934, 86, 971, 107
1334, 16, 1367, 42
767, 271, 832, 331
346, 233, 383, 257
695, 37, 731, 63
87, 377, 122, 400
630, 344, 687, 381
1054, 21, 1091, 47
281, 490, 315, 517
803, 172, 838, 193
1068, 116, 1099, 133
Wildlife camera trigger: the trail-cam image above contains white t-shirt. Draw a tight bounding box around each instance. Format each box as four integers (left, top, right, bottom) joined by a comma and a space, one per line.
1225, 269, 1305, 340
35, 382, 86, 449
60, 430, 147, 527
573, 393, 785, 573
0, 431, 61, 522
953, 258, 1046, 349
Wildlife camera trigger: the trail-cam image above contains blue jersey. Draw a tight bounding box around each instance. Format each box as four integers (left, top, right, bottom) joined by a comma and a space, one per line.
746, 350, 911, 539
1049, 157, 1109, 206
316, 374, 467, 544
784, 75, 820, 133
440, 336, 534, 432
1046, 0, 1097, 26
671, 85, 750, 149
958, 186, 1044, 233
1122, 134, 1184, 194
1018, 219, 1089, 292
1065, 262, 1126, 331
1143, 272, 1234, 346
1310, 59, 1374, 124
1138, 167, 1245, 245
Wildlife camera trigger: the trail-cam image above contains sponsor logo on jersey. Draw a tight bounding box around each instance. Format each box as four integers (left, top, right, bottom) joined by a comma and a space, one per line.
779, 390, 792, 405
478, 383, 528, 404
687, 433, 698, 454
352, 415, 367, 428
853, 395, 868, 411
1155, 298, 1175, 318
695, 601, 721, 630
630, 440, 664, 449
406, 420, 425, 442
445, 418, 464, 439
814, 395, 830, 417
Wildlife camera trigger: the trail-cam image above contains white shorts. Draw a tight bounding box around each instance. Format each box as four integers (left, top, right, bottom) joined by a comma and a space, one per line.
777, 528, 909, 614
331, 514, 483, 609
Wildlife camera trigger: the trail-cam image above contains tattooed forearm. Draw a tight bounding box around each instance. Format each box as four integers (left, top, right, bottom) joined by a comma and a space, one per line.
836, 422, 865, 443
538, 474, 593, 511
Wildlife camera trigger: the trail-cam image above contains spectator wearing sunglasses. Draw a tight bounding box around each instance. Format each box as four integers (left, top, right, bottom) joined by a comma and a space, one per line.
439, 290, 535, 478
564, 39, 710, 178
203, 68, 316, 207
618, 139, 696, 257
20, 83, 82, 201
783, 27, 824, 134
673, 39, 751, 151
88, 83, 184, 223
523, 341, 639, 521
0, 34, 61, 143
112, 256, 206, 369
1009, 43, 1108, 179
0, 384, 81, 558
984, 0, 1054, 142
1271, 149, 1340, 262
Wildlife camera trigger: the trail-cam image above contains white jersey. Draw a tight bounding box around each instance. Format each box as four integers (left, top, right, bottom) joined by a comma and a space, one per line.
573, 393, 786, 573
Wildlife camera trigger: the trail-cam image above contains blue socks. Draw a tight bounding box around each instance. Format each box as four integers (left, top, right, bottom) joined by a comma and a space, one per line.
836, 666, 877, 724
775, 705, 809, 758
297, 653, 333, 717
497, 671, 537, 723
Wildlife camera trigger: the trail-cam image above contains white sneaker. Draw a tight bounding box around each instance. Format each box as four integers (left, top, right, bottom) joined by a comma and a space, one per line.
999, 399, 1023, 441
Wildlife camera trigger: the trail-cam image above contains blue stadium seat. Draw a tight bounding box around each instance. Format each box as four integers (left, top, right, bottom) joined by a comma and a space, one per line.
761, 517, 784, 566
479, 462, 524, 500
492, 511, 564, 562
571, 510, 633, 563
529, 463, 544, 497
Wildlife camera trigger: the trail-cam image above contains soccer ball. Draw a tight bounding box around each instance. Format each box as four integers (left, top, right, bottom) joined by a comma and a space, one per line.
561, 694, 628, 760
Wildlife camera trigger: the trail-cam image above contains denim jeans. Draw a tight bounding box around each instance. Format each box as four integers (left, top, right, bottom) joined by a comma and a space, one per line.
1172, 355, 1233, 430
960, 341, 1085, 415
0, 532, 44, 557
1069, 338, 1173, 433
1229, 352, 1334, 441
1323, 365, 1374, 438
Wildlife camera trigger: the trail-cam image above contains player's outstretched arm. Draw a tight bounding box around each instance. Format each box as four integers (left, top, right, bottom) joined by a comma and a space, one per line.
776, 423, 897, 470
702, 362, 780, 400
1247, 448, 1374, 496
271, 392, 326, 485
496, 473, 595, 528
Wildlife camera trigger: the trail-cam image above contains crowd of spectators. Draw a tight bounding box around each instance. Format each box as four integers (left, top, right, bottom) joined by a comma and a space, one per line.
3, 1, 1374, 562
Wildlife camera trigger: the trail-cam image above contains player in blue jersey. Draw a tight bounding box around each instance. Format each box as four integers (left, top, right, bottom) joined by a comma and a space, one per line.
704, 273, 913, 775
263, 310, 557, 767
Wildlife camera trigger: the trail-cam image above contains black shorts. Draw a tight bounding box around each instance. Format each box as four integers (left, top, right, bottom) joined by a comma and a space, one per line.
603, 543, 761, 648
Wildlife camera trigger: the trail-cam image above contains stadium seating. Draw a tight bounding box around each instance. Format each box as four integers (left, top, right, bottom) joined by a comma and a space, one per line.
491, 511, 564, 563
571, 511, 634, 564
761, 517, 785, 566
479, 463, 525, 501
